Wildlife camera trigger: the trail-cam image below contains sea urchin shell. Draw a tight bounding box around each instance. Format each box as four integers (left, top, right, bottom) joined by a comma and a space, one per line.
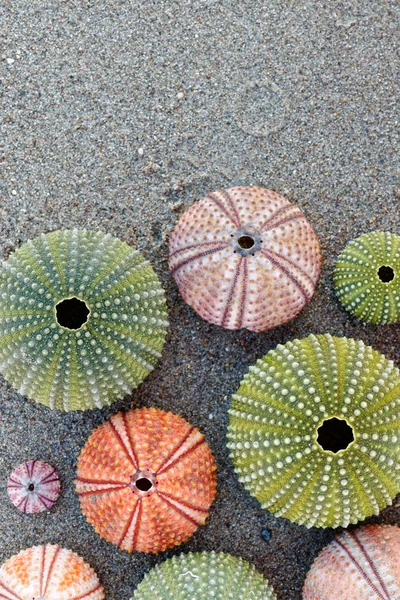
227, 334, 400, 528
0, 229, 168, 410
169, 186, 321, 331
7, 460, 61, 513
303, 525, 400, 599
334, 231, 400, 324
0, 544, 105, 599
131, 551, 277, 600
76, 407, 217, 553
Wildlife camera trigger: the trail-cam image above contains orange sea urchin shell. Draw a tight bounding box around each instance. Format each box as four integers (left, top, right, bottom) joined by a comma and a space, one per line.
0, 544, 105, 599
303, 525, 400, 599
75, 407, 217, 554
169, 186, 321, 331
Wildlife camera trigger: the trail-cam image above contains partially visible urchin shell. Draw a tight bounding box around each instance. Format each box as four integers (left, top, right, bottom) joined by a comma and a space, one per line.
76, 407, 217, 553
227, 334, 400, 529
7, 460, 60, 513
334, 231, 400, 324
169, 186, 321, 332
303, 525, 400, 599
0, 544, 105, 599
131, 551, 277, 599
0, 229, 168, 410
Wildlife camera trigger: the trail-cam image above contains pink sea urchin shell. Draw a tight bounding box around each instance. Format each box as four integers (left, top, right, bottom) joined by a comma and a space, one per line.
303, 525, 400, 599
7, 460, 61, 513
0, 544, 104, 599
169, 186, 321, 331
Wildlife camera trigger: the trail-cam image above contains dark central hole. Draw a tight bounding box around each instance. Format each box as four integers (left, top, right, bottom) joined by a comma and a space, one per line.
237, 235, 255, 249
28, 483, 35, 491
378, 265, 395, 283
317, 417, 354, 453
56, 297, 90, 329
135, 477, 153, 492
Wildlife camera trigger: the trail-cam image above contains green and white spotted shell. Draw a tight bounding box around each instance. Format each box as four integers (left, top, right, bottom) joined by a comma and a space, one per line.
334, 231, 400, 324
227, 334, 400, 529
131, 551, 277, 600
0, 229, 168, 410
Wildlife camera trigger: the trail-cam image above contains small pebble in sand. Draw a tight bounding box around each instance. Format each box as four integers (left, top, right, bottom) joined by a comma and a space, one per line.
260, 528, 272, 542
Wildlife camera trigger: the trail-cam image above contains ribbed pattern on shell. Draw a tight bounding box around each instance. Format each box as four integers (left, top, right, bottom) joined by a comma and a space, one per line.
334, 231, 400, 324
227, 334, 400, 528
76, 407, 217, 553
0, 544, 104, 600
131, 551, 277, 600
0, 229, 168, 410
169, 186, 321, 332
303, 525, 400, 599
7, 460, 60, 513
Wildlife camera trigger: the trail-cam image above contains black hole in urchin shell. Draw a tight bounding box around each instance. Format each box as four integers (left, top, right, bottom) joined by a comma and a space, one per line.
317, 418, 354, 453
56, 297, 90, 329
135, 477, 153, 492
28, 483, 35, 491
238, 235, 255, 249
378, 265, 395, 283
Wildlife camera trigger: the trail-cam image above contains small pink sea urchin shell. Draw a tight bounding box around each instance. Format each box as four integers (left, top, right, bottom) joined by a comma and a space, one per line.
7, 460, 61, 513
75, 407, 217, 553
0, 544, 105, 599
303, 525, 400, 599
169, 186, 321, 331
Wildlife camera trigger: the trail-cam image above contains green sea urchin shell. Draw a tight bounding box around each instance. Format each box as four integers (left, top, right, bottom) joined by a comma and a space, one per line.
334, 231, 400, 324
131, 552, 277, 599
0, 229, 168, 410
227, 334, 400, 529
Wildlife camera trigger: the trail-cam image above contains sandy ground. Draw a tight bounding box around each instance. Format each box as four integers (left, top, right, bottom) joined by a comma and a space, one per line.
0, 1, 399, 598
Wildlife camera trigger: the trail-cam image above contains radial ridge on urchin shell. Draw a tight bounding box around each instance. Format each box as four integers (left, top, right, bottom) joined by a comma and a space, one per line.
303, 525, 400, 599
131, 551, 277, 600
0, 544, 105, 599
169, 186, 321, 331
0, 229, 168, 410
227, 333, 400, 529
334, 231, 400, 324
7, 460, 60, 513
75, 407, 217, 553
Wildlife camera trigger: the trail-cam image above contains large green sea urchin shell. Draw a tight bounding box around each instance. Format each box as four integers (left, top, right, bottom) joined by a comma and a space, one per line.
0, 229, 168, 410
227, 334, 400, 529
334, 231, 400, 324
131, 552, 277, 600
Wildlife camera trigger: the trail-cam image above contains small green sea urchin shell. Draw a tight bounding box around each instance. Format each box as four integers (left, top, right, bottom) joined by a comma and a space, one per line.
334, 231, 400, 324
227, 334, 400, 529
0, 229, 168, 410
131, 552, 277, 599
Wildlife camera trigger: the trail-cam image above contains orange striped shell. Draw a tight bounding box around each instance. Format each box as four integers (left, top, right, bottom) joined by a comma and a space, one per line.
169, 186, 321, 331
0, 544, 104, 600
75, 407, 217, 553
303, 525, 400, 599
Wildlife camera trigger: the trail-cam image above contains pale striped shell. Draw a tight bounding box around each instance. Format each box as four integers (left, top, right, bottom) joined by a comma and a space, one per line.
0, 544, 105, 600
169, 186, 321, 331
7, 460, 60, 513
303, 525, 400, 599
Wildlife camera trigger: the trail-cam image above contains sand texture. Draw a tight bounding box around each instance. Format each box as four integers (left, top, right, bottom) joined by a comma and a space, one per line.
0, 1, 399, 598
